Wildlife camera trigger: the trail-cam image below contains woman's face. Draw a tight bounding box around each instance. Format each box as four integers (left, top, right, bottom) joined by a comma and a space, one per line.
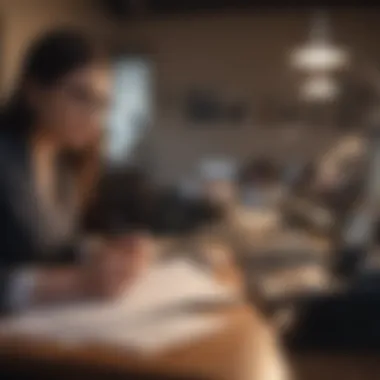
31, 64, 111, 150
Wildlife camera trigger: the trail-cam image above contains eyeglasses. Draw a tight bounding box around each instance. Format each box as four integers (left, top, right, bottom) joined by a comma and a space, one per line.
60, 82, 110, 113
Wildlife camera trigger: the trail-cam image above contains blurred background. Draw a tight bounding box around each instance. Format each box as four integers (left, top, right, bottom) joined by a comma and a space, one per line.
2, 1, 380, 379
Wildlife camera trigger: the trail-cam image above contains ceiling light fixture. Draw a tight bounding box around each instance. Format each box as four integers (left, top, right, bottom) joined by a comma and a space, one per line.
290, 10, 349, 72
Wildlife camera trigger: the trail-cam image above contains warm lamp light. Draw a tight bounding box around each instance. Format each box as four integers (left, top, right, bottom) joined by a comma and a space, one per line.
290, 10, 349, 72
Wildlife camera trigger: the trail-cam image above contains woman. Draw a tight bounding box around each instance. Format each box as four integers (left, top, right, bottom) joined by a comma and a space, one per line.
0, 30, 149, 313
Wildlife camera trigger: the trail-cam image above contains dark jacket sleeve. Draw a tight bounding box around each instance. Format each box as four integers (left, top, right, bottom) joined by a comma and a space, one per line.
0, 164, 40, 312
0, 160, 82, 313
0, 189, 22, 313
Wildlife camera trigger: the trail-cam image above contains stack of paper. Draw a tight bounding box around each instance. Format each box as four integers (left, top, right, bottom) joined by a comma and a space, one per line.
0, 259, 237, 353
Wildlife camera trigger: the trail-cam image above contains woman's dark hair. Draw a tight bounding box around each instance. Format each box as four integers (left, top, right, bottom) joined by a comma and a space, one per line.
2, 29, 107, 208
3, 29, 105, 132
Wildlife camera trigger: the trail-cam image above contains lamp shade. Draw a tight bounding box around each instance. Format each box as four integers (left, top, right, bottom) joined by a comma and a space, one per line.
291, 42, 349, 71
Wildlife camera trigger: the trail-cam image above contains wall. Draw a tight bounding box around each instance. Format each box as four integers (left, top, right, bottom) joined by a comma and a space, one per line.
110, 10, 380, 184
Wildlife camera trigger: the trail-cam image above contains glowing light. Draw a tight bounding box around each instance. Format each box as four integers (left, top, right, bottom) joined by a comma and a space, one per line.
290, 10, 349, 72
291, 42, 349, 71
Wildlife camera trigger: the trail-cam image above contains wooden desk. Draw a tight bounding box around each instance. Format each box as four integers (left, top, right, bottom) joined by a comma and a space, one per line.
0, 254, 289, 380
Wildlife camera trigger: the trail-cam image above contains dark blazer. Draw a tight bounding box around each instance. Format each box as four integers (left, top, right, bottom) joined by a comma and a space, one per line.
0, 130, 80, 311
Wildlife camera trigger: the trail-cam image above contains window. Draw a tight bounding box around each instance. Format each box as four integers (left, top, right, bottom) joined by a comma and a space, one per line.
106, 57, 152, 163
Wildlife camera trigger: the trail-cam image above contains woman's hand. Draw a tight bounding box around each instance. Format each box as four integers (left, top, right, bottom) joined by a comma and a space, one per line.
25, 233, 154, 310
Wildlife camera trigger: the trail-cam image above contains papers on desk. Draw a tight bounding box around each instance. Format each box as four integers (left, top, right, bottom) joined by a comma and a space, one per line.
0, 259, 237, 354
232, 207, 281, 234
257, 265, 329, 301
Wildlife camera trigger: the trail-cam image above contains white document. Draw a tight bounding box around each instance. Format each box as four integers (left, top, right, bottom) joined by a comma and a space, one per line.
0, 259, 236, 353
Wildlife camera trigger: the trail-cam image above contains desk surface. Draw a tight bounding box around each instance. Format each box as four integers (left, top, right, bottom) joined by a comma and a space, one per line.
0, 305, 274, 380
0, 253, 287, 380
